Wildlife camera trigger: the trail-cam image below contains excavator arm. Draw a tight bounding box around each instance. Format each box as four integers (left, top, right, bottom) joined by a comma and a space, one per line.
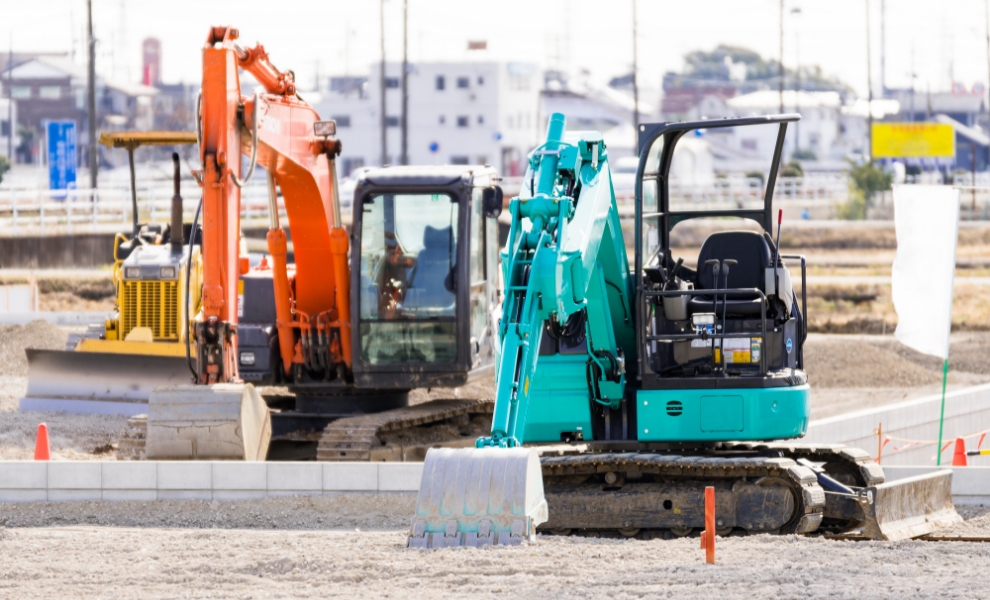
142, 26, 350, 460
482, 113, 635, 447
195, 26, 350, 385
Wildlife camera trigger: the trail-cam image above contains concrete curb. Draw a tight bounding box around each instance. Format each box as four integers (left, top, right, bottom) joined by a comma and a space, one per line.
805, 383, 990, 466
2, 461, 987, 506
0, 461, 423, 502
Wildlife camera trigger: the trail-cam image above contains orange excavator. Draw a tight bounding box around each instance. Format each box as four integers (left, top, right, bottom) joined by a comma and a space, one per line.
129, 27, 503, 460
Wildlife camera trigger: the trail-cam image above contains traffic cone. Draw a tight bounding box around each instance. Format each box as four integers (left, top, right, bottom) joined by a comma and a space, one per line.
951, 437, 967, 467
34, 423, 50, 461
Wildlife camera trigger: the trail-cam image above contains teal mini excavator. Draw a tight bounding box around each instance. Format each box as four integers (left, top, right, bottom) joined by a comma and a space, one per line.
407, 113, 960, 548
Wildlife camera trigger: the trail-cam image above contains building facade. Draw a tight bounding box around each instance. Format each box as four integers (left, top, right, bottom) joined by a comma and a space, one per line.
314, 61, 542, 178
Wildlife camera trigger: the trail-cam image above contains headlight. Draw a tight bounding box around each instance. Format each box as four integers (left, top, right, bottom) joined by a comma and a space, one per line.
313, 120, 336, 137
123, 266, 141, 279
239, 352, 256, 366
691, 313, 715, 327
160, 266, 177, 279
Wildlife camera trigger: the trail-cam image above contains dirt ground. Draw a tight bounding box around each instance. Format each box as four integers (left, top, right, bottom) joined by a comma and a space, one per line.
1, 510, 989, 599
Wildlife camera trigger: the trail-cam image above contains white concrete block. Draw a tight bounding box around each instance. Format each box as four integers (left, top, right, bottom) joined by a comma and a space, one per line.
378, 463, 423, 492
212, 490, 268, 501
324, 463, 378, 491
102, 462, 157, 489
157, 490, 212, 501
267, 463, 322, 491
949, 468, 990, 496
0, 489, 48, 502
102, 490, 158, 502
267, 490, 321, 499
48, 462, 101, 489
157, 462, 212, 490
48, 489, 103, 502
212, 462, 267, 490
0, 462, 47, 489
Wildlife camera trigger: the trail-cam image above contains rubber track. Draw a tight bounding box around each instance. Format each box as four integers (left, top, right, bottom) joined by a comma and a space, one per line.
725, 441, 886, 486
315, 398, 494, 461
539, 452, 826, 536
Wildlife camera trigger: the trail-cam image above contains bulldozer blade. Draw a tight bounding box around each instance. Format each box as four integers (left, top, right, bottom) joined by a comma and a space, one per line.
827, 470, 962, 541
145, 384, 272, 460
21, 349, 190, 415
407, 447, 548, 548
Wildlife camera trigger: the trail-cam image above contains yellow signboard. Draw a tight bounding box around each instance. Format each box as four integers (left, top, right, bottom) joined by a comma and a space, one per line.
872, 123, 955, 159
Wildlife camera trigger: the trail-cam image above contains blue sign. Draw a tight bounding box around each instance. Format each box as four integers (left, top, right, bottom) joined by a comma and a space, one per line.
786, 338, 793, 354
46, 120, 77, 198
428, 141, 440, 153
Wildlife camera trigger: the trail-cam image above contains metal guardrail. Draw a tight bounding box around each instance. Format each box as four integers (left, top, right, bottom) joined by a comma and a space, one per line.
0, 182, 285, 236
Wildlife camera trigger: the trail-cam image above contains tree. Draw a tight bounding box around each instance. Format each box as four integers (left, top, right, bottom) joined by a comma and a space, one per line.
0, 155, 9, 184
841, 160, 892, 219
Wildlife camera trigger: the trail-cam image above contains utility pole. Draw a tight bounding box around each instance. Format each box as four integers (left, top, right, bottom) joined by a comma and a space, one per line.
985, 0, 990, 124
778, 0, 785, 114
400, 0, 408, 166
87, 0, 98, 188
632, 0, 640, 133
792, 7, 801, 157
7, 34, 12, 163
866, 0, 873, 164
379, 0, 388, 166
880, 0, 886, 96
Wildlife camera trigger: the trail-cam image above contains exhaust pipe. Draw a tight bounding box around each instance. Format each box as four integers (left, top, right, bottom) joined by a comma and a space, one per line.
170, 152, 184, 252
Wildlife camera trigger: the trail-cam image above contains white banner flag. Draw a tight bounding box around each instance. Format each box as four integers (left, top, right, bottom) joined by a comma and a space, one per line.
891, 184, 959, 359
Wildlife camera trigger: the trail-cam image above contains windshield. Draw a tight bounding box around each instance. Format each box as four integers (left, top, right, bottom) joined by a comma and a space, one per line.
358, 192, 459, 364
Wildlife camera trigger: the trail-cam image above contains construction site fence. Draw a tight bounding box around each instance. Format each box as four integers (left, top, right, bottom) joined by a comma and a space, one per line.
0, 181, 283, 237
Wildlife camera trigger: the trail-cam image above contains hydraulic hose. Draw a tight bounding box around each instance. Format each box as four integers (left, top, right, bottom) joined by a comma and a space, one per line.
185, 196, 203, 380
231, 91, 260, 188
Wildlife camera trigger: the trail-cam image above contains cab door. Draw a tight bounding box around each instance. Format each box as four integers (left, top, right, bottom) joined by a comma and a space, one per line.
468, 187, 497, 372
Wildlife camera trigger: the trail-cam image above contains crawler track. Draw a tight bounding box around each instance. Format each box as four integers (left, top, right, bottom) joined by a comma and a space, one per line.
538, 451, 826, 539
316, 399, 493, 461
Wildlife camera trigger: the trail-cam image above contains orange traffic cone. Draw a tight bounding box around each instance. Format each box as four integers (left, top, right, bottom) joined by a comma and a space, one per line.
34, 423, 50, 461
952, 437, 967, 467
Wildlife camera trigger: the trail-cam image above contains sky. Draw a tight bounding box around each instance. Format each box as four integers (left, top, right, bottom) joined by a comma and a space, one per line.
3, 0, 990, 99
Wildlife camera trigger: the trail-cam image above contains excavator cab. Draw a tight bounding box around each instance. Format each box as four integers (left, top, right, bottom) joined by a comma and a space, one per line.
351, 166, 502, 389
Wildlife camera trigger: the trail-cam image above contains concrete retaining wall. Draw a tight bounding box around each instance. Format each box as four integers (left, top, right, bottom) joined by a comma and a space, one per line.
805, 383, 990, 466
0, 234, 115, 269
0, 461, 423, 502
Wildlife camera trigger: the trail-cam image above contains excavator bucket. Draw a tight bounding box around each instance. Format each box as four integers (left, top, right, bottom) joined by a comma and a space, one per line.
826, 470, 962, 541
21, 349, 190, 415
145, 384, 272, 460
407, 447, 548, 548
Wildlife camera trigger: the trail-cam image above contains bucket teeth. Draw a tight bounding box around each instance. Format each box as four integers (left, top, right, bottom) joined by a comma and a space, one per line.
407, 447, 548, 548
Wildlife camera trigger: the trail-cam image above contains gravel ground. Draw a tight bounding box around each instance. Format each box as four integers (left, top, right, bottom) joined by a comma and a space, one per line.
1, 523, 989, 599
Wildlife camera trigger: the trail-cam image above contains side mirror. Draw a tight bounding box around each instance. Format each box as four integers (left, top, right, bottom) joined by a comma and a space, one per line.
482, 186, 503, 218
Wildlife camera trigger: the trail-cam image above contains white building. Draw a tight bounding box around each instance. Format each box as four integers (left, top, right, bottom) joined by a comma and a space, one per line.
314, 61, 542, 178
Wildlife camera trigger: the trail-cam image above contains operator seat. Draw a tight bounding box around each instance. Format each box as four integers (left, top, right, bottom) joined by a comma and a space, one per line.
688, 230, 771, 317
403, 225, 456, 316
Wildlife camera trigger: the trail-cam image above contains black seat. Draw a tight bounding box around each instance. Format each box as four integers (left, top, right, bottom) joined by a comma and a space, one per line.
688, 231, 770, 317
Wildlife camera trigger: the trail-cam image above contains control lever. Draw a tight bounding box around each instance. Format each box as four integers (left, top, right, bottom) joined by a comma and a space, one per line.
665, 257, 685, 291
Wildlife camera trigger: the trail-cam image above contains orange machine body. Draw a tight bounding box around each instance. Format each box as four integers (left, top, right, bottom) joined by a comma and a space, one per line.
197, 26, 350, 384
